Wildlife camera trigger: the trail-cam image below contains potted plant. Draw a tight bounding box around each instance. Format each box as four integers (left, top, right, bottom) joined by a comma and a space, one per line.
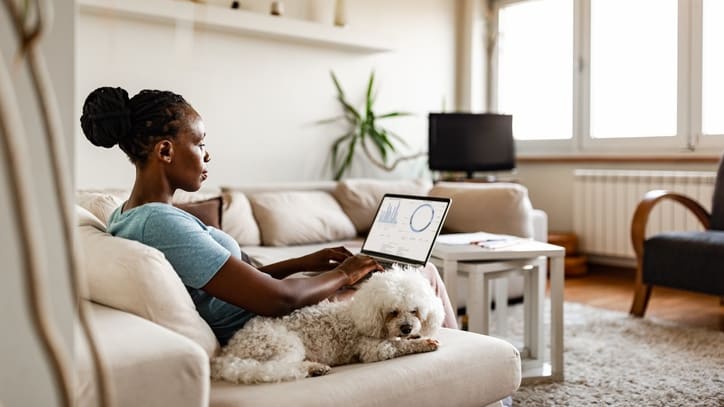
321, 71, 425, 180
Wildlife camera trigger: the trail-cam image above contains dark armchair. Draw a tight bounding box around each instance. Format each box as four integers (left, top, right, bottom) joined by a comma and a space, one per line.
630, 155, 724, 317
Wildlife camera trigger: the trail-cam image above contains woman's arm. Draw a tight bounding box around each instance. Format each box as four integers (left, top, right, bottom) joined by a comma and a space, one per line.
259, 246, 354, 279
202, 254, 381, 317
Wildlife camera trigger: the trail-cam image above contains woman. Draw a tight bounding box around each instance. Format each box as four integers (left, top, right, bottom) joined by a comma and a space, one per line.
80, 87, 457, 345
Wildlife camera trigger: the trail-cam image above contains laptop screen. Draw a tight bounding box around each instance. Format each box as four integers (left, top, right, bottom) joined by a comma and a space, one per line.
361, 194, 451, 266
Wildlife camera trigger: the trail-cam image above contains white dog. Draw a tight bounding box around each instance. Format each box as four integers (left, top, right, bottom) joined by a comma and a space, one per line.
211, 266, 445, 384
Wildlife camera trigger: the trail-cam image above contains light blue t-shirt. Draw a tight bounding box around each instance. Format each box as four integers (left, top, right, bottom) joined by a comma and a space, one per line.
108, 202, 255, 345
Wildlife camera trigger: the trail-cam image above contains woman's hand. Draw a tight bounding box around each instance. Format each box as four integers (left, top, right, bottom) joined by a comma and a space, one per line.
297, 246, 354, 272
335, 254, 384, 286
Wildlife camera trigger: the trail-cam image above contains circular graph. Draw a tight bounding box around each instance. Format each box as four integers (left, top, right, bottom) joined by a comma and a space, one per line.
409, 204, 435, 232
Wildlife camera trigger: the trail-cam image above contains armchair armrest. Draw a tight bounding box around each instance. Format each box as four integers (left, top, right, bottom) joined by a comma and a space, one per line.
630, 190, 711, 260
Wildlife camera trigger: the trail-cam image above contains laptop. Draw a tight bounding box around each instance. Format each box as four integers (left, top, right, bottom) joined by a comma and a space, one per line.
360, 194, 451, 268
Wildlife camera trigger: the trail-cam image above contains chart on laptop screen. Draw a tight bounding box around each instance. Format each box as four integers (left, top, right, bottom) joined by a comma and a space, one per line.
364, 196, 449, 261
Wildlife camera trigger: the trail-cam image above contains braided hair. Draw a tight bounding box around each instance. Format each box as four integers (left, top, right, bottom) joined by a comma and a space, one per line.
80, 87, 195, 164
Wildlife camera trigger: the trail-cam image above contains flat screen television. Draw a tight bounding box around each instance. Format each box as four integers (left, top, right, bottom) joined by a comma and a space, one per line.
428, 113, 515, 179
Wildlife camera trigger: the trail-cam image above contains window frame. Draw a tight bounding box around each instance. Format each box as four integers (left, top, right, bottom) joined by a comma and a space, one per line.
492, 0, 724, 155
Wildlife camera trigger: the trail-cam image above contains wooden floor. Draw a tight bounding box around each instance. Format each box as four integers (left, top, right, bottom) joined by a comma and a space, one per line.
559, 264, 723, 331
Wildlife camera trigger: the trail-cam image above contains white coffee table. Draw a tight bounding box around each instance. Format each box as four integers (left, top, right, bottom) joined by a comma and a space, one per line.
430, 237, 565, 383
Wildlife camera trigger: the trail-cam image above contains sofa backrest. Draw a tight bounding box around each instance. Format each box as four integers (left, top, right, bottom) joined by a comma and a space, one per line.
221, 182, 338, 247
332, 178, 434, 234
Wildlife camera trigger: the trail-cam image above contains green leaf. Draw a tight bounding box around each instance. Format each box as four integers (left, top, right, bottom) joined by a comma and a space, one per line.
365, 71, 375, 117
338, 96, 361, 122
330, 71, 345, 99
377, 111, 412, 119
376, 129, 397, 153
368, 129, 389, 163
316, 115, 346, 125
335, 137, 358, 180
331, 132, 355, 171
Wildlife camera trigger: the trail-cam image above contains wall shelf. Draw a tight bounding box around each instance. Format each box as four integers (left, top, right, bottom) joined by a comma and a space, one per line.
78, 0, 394, 53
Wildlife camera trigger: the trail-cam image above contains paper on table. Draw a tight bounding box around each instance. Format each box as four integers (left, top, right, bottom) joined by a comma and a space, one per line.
436, 231, 521, 247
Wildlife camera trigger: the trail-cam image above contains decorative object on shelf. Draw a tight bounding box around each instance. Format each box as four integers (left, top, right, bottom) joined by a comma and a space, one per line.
230, 1, 240, 9
334, 0, 347, 27
320, 71, 425, 180
270, 1, 284, 16
307, 0, 335, 25
77, 0, 393, 53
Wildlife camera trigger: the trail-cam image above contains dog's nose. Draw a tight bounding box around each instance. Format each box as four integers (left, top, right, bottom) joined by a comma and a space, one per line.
400, 324, 412, 335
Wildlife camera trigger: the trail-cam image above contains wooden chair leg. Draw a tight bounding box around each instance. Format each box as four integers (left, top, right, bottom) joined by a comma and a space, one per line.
630, 264, 652, 317
630, 283, 652, 317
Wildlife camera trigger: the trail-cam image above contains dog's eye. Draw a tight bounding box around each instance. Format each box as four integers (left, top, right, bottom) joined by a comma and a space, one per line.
411, 309, 419, 316
389, 310, 399, 318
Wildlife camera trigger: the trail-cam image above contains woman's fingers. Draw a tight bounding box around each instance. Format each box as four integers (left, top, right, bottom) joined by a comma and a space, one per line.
327, 246, 353, 263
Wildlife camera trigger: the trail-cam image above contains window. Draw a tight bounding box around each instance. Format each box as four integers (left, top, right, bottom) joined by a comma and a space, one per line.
589, 0, 677, 139
493, 0, 724, 152
702, 0, 724, 136
497, 0, 573, 140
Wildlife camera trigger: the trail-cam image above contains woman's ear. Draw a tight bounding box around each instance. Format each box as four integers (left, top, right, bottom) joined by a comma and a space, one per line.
155, 139, 174, 163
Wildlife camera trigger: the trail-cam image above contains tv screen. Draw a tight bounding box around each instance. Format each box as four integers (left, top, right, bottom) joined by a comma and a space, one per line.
428, 113, 515, 176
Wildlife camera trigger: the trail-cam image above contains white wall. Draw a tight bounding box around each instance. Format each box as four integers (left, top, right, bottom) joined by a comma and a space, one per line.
0, 0, 76, 405
75, 0, 458, 189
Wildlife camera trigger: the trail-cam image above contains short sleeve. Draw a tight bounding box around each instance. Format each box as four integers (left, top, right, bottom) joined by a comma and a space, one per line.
142, 212, 231, 289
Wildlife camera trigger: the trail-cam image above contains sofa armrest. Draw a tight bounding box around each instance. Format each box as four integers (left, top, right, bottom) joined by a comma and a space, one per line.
76, 303, 210, 407
531, 209, 548, 243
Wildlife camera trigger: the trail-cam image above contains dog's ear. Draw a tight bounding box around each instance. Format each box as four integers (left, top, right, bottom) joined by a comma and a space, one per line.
419, 297, 445, 337
349, 298, 386, 338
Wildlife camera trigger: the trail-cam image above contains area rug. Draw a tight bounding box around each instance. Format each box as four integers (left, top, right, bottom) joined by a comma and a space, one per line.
497, 302, 723, 406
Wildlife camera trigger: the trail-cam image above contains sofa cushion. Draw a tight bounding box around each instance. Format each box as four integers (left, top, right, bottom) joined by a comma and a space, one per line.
76, 206, 219, 357
428, 182, 534, 238
210, 328, 521, 407
220, 190, 261, 246
249, 191, 356, 246
76, 190, 126, 225
333, 178, 433, 234
175, 197, 223, 229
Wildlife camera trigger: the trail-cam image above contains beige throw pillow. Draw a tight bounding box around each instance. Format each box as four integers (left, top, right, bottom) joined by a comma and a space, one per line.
333, 178, 433, 234
76, 206, 219, 357
428, 182, 534, 238
76, 191, 125, 225
219, 190, 261, 246
249, 191, 356, 246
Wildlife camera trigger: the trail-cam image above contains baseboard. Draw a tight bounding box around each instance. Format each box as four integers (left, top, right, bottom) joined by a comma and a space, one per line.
585, 254, 636, 269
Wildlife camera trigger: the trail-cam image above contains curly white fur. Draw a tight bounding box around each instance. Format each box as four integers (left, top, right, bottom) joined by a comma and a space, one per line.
211, 265, 445, 384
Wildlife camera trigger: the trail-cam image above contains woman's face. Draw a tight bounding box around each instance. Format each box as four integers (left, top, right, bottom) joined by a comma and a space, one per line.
167, 112, 210, 192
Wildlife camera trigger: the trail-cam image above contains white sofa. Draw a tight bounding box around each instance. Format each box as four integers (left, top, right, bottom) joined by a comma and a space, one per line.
75, 179, 546, 407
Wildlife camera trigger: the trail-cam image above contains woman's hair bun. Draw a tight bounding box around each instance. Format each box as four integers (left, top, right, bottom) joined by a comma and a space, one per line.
80, 87, 132, 148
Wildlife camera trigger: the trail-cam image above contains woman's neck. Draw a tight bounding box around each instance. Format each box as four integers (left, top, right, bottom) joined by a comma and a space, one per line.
124, 166, 174, 211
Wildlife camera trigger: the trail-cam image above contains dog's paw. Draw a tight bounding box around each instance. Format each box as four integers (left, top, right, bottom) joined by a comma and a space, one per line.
306, 362, 331, 377
418, 338, 439, 352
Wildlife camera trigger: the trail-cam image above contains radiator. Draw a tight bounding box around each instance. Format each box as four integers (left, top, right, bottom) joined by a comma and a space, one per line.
572, 169, 717, 262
